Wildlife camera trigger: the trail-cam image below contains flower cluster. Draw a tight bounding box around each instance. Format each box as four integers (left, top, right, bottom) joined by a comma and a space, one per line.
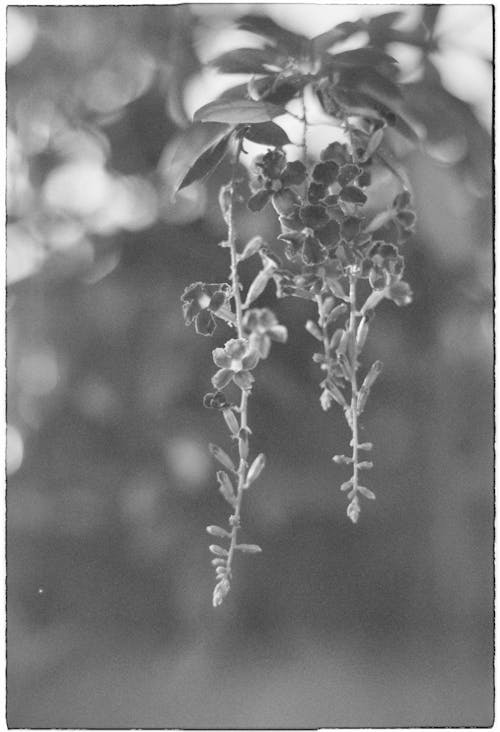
247, 137, 416, 523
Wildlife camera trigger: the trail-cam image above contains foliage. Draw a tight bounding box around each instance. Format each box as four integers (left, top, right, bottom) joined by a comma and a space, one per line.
176, 10, 423, 606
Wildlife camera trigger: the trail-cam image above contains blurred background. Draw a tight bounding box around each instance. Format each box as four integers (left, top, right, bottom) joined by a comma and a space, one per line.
6, 4, 493, 728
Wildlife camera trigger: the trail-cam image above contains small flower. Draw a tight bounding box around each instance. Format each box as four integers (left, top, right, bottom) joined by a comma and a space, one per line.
181, 282, 231, 336
248, 151, 307, 212
243, 308, 288, 358
278, 229, 328, 265
212, 338, 260, 391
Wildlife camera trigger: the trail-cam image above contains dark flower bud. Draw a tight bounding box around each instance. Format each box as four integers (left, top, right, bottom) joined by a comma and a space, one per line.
341, 216, 361, 241
396, 210, 417, 228
393, 191, 412, 210
312, 161, 339, 185
308, 181, 327, 203
299, 204, 330, 229
357, 170, 371, 188
320, 141, 349, 165
260, 149, 287, 179
337, 164, 362, 187
339, 186, 367, 205
280, 160, 307, 186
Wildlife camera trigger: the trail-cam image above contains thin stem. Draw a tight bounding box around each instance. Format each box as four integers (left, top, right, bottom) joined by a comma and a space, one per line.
348, 272, 360, 496
301, 91, 308, 163
224, 135, 249, 580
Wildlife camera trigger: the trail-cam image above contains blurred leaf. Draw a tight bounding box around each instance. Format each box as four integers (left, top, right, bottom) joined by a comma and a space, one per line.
243, 121, 291, 146
312, 20, 364, 55
194, 99, 285, 124
177, 131, 233, 190
338, 67, 403, 107
238, 13, 307, 55
209, 47, 282, 74
367, 12, 403, 33
374, 142, 412, 189
323, 46, 398, 71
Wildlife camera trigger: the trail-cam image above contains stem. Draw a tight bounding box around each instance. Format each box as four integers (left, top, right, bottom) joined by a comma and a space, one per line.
348, 272, 360, 496
224, 135, 249, 579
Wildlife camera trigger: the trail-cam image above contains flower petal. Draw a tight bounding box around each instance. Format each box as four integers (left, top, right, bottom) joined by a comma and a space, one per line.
253, 333, 271, 359
241, 349, 260, 371
183, 299, 200, 325
212, 368, 234, 390
209, 291, 227, 312
195, 309, 216, 336
225, 338, 247, 360
233, 370, 255, 391
181, 282, 204, 303
269, 325, 288, 343
213, 348, 232, 369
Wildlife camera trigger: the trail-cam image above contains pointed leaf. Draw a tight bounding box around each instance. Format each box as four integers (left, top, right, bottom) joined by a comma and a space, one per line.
238, 14, 307, 55
209, 47, 282, 74
243, 121, 291, 146
194, 99, 285, 124
358, 485, 376, 500
325, 47, 398, 70
246, 453, 266, 486
178, 132, 232, 191
312, 21, 364, 55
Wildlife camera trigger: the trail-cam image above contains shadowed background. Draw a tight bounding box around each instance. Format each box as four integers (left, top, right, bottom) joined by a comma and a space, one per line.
6, 4, 493, 728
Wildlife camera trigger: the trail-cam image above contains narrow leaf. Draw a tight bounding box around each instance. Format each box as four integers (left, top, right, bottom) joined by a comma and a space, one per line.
312, 21, 364, 55
325, 47, 398, 70
194, 99, 285, 124
209, 47, 282, 74
178, 132, 232, 191
238, 14, 307, 55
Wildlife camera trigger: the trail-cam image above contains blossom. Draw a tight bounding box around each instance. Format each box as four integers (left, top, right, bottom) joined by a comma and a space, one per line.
243, 308, 288, 359
212, 339, 260, 391
181, 282, 231, 336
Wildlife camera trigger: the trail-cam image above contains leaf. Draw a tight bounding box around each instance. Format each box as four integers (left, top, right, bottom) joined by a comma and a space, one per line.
339, 67, 403, 107
243, 121, 291, 146
374, 142, 412, 189
238, 14, 307, 55
388, 113, 420, 144
194, 99, 286, 124
236, 543, 262, 554
171, 122, 230, 190
324, 46, 398, 71
209, 46, 282, 74
209, 544, 229, 557
312, 21, 365, 55
368, 12, 403, 33
177, 132, 233, 191
209, 444, 236, 472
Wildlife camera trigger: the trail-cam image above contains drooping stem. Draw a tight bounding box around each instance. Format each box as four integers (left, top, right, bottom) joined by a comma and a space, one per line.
347, 271, 360, 499
224, 136, 250, 580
